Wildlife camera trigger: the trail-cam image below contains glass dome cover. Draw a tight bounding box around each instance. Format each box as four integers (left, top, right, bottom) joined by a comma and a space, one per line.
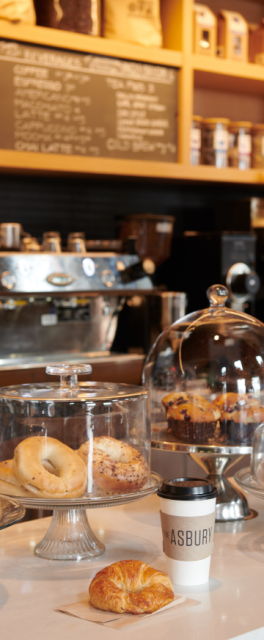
0, 364, 151, 503
144, 285, 264, 447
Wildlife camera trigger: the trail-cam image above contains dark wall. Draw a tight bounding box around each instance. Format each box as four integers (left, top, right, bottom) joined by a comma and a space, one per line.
0, 173, 261, 242
0, 173, 263, 316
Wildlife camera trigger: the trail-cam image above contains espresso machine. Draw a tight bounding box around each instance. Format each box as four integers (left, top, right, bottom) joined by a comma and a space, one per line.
0, 225, 154, 368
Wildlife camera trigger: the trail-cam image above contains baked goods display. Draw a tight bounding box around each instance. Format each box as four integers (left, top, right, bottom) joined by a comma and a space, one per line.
78, 436, 148, 494
0, 460, 33, 498
161, 390, 264, 445
213, 393, 264, 444
89, 560, 174, 614
163, 393, 221, 443
0, 435, 149, 499
162, 392, 203, 411
0, 375, 151, 513
13, 436, 87, 499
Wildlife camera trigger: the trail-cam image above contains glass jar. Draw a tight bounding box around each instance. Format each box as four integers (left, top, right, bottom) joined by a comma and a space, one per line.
228, 121, 252, 170
190, 116, 202, 166
252, 124, 264, 169
202, 118, 230, 168
143, 284, 264, 447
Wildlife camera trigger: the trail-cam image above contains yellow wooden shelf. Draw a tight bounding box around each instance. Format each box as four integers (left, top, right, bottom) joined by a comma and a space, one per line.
1, 149, 264, 185
1, 0, 264, 186
0, 20, 183, 68
185, 165, 264, 184
193, 54, 264, 95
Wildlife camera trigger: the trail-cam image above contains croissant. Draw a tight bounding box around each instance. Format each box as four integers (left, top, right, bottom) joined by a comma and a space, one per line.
89, 560, 174, 614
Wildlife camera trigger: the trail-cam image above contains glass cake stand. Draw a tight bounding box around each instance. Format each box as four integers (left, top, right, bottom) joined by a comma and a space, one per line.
0, 497, 25, 530
235, 467, 264, 500
152, 430, 253, 522
0, 472, 161, 561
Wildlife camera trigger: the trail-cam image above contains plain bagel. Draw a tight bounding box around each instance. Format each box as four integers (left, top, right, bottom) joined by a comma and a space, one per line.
0, 460, 33, 498
78, 436, 148, 494
13, 436, 87, 499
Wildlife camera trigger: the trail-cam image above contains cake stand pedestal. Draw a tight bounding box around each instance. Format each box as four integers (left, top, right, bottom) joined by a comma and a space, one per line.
152, 437, 254, 522
0, 472, 161, 561
0, 497, 25, 530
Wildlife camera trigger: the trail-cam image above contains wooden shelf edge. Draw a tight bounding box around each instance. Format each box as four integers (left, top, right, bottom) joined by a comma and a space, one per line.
0, 150, 184, 180
192, 54, 264, 82
1, 151, 264, 184
0, 20, 182, 68
186, 165, 264, 184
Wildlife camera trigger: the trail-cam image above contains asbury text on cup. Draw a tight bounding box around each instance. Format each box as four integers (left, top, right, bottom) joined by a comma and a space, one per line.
160, 512, 215, 561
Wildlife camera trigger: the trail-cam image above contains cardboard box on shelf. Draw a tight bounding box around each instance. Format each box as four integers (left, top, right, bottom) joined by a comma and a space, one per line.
193, 4, 216, 56
217, 10, 248, 62
249, 20, 264, 64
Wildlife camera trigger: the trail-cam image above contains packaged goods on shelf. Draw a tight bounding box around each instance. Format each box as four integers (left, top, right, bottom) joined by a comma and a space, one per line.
228, 122, 252, 171
202, 118, 230, 168
249, 23, 261, 63
193, 4, 216, 56
33, 0, 100, 35
190, 116, 202, 166
249, 20, 264, 64
252, 125, 264, 169
103, 0, 162, 47
217, 10, 248, 62
0, 0, 35, 24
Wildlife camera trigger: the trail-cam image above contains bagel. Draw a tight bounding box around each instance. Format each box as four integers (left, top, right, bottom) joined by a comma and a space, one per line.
13, 436, 87, 499
78, 436, 148, 494
89, 560, 174, 614
0, 460, 33, 498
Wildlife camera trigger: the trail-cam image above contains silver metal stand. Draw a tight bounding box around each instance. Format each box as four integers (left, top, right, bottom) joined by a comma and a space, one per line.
152, 438, 255, 522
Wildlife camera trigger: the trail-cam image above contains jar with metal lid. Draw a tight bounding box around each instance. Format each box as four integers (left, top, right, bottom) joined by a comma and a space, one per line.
202, 118, 230, 168
228, 121, 252, 170
252, 124, 264, 169
190, 116, 202, 166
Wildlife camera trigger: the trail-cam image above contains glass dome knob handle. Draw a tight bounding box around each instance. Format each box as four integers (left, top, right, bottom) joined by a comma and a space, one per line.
207, 284, 229, 307
46, 363, 92, 389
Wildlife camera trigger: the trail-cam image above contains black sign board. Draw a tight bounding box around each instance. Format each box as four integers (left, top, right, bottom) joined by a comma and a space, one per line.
0, 38, 178, 163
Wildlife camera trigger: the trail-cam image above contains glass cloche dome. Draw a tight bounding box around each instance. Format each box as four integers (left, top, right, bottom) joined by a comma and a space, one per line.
0, 364, 151, 503
143, 285, 264, 447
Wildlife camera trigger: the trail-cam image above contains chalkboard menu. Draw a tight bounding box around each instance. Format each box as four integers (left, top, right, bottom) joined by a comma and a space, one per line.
0, 38, 178, 163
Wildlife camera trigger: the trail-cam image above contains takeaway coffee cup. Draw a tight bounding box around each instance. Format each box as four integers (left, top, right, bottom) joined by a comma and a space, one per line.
158, 478, 217, 586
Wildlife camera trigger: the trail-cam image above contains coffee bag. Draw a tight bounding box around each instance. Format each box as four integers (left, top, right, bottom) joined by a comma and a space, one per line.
0, 0, 35, 24
104, 0, 162, 47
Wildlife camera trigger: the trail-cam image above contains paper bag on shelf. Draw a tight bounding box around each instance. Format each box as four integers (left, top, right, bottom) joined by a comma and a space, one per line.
0, 0, 35, 24
103, 0, 163, 48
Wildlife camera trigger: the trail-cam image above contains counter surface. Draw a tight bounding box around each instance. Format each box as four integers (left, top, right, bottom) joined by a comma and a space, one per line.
0, 486, 264, 640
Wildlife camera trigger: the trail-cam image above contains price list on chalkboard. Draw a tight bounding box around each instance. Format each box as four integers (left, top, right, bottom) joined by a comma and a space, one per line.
0, 38, 178, 163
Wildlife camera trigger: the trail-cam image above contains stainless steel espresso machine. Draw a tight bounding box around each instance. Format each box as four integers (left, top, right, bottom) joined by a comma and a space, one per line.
0, 223, 187, 387
0, 226, 154, 370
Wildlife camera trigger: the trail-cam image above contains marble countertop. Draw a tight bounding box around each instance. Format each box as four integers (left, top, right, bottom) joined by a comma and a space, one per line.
0, 486, 264, 640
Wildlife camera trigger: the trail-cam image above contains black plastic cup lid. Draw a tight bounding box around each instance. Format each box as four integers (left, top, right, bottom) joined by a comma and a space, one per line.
157, 477, 218, 501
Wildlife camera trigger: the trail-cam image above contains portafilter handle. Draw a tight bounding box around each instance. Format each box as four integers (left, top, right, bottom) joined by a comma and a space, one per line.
46, 363, 92, 389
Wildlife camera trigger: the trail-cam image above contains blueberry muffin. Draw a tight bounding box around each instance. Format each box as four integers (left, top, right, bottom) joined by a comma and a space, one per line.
166, 396, 221, 443
162, 392, 203, 412
213, 392, 264, 445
